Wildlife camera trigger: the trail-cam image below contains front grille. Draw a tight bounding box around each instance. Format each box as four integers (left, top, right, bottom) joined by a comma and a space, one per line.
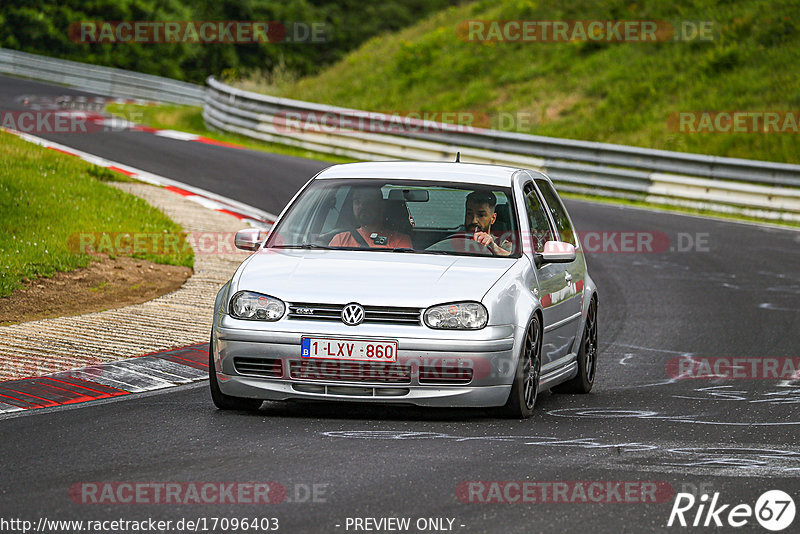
291, 384, 410, 397
287, 302, 421, 325
289, 360, 412, 384
418, 365, 473, 385
233, 357, 283, 378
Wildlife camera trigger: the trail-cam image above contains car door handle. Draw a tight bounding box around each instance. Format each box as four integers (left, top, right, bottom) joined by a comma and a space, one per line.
564, 272, 572, 283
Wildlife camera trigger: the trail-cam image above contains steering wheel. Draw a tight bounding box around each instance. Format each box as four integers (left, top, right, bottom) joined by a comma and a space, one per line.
316, 228, 349, 245
426, 232, 493, 255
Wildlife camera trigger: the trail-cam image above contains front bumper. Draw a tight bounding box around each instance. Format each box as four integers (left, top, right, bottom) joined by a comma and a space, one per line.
213, 317, 519, 408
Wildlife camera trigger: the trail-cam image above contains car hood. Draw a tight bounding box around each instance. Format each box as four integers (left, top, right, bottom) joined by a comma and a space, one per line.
233, 249, 517, 307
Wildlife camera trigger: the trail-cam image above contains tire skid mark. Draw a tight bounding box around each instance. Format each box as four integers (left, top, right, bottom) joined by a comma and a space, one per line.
323, 430, 800, 475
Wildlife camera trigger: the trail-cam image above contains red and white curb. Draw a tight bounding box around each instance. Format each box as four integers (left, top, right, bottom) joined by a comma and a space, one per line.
13, 97, 252, 150
85, 115, 251, 150
141, 125, 250, 150
0, 344, 209, 414
2, 127, 276, 228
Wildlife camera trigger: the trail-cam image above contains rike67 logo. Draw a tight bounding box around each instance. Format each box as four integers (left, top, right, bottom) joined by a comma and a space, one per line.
668, 490, 795, 531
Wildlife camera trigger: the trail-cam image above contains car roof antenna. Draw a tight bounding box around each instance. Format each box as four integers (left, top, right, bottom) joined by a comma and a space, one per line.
455, 151, 461, 163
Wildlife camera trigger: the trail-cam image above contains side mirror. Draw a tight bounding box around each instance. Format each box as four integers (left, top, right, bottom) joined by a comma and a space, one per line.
535, 241, 576, 266
234, 228, 262, 251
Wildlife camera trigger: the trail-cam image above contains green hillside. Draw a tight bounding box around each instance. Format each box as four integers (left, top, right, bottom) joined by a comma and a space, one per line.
252, 0, 800, 164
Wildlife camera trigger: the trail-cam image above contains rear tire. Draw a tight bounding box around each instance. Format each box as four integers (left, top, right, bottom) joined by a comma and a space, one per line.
552, 297, 597, 394
500, 316, 542, 419
209, 335, 263, 411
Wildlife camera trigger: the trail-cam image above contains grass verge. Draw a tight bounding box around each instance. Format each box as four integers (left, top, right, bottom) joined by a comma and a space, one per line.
0, 130, 194, 298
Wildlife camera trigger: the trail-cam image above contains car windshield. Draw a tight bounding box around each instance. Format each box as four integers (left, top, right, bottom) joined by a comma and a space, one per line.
266, 179, 521, 258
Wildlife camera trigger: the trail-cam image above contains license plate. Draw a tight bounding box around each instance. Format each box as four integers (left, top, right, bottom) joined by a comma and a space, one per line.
300, 337, 397, 362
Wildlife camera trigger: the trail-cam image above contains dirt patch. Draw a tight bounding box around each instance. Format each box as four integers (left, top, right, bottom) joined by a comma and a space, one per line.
543, 94, 581, 122
0, 256, 192, 325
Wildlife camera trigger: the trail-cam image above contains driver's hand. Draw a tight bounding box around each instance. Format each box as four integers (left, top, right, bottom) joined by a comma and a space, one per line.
473, 231, 495, 248
474, 231, 511, 256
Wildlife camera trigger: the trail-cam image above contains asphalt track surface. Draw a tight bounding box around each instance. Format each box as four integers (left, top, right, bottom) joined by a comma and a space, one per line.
2, 75, 800, 533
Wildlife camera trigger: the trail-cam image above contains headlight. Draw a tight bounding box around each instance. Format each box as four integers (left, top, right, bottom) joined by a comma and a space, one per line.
423, 302, 488, 330
229, 291, 285, 321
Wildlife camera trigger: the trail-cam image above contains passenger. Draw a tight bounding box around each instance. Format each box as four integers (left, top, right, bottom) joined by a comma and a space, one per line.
329, 186, 413, 249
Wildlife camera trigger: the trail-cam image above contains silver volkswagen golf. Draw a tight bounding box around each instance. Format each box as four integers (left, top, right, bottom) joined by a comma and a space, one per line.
210, 161, 598, 418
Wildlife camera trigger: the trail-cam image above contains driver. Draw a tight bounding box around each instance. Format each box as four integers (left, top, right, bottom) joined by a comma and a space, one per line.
329, 186, 413, 248
463, 190, 513, 256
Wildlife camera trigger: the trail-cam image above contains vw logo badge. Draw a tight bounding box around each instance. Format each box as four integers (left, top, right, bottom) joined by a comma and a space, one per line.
341, 303, 365, 326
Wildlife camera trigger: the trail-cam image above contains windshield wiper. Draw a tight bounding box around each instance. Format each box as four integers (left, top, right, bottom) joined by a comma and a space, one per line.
272, 243, 336, 250
274, 244, 451, 255
385, 247, 449, 255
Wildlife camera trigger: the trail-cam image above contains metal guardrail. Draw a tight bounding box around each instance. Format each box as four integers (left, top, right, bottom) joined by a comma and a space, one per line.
204, 77, 800, 222
0, 48, 203, 106
2, 47, 797, 222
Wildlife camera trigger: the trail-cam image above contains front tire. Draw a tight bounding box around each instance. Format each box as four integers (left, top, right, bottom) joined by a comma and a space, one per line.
209, 335, 263, 411
552, 296, 597, 394
500, 315, 542, 418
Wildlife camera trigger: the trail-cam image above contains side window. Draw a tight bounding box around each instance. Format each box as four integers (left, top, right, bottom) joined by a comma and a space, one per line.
523, 183, 554, 253
535, 180, 577, 247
